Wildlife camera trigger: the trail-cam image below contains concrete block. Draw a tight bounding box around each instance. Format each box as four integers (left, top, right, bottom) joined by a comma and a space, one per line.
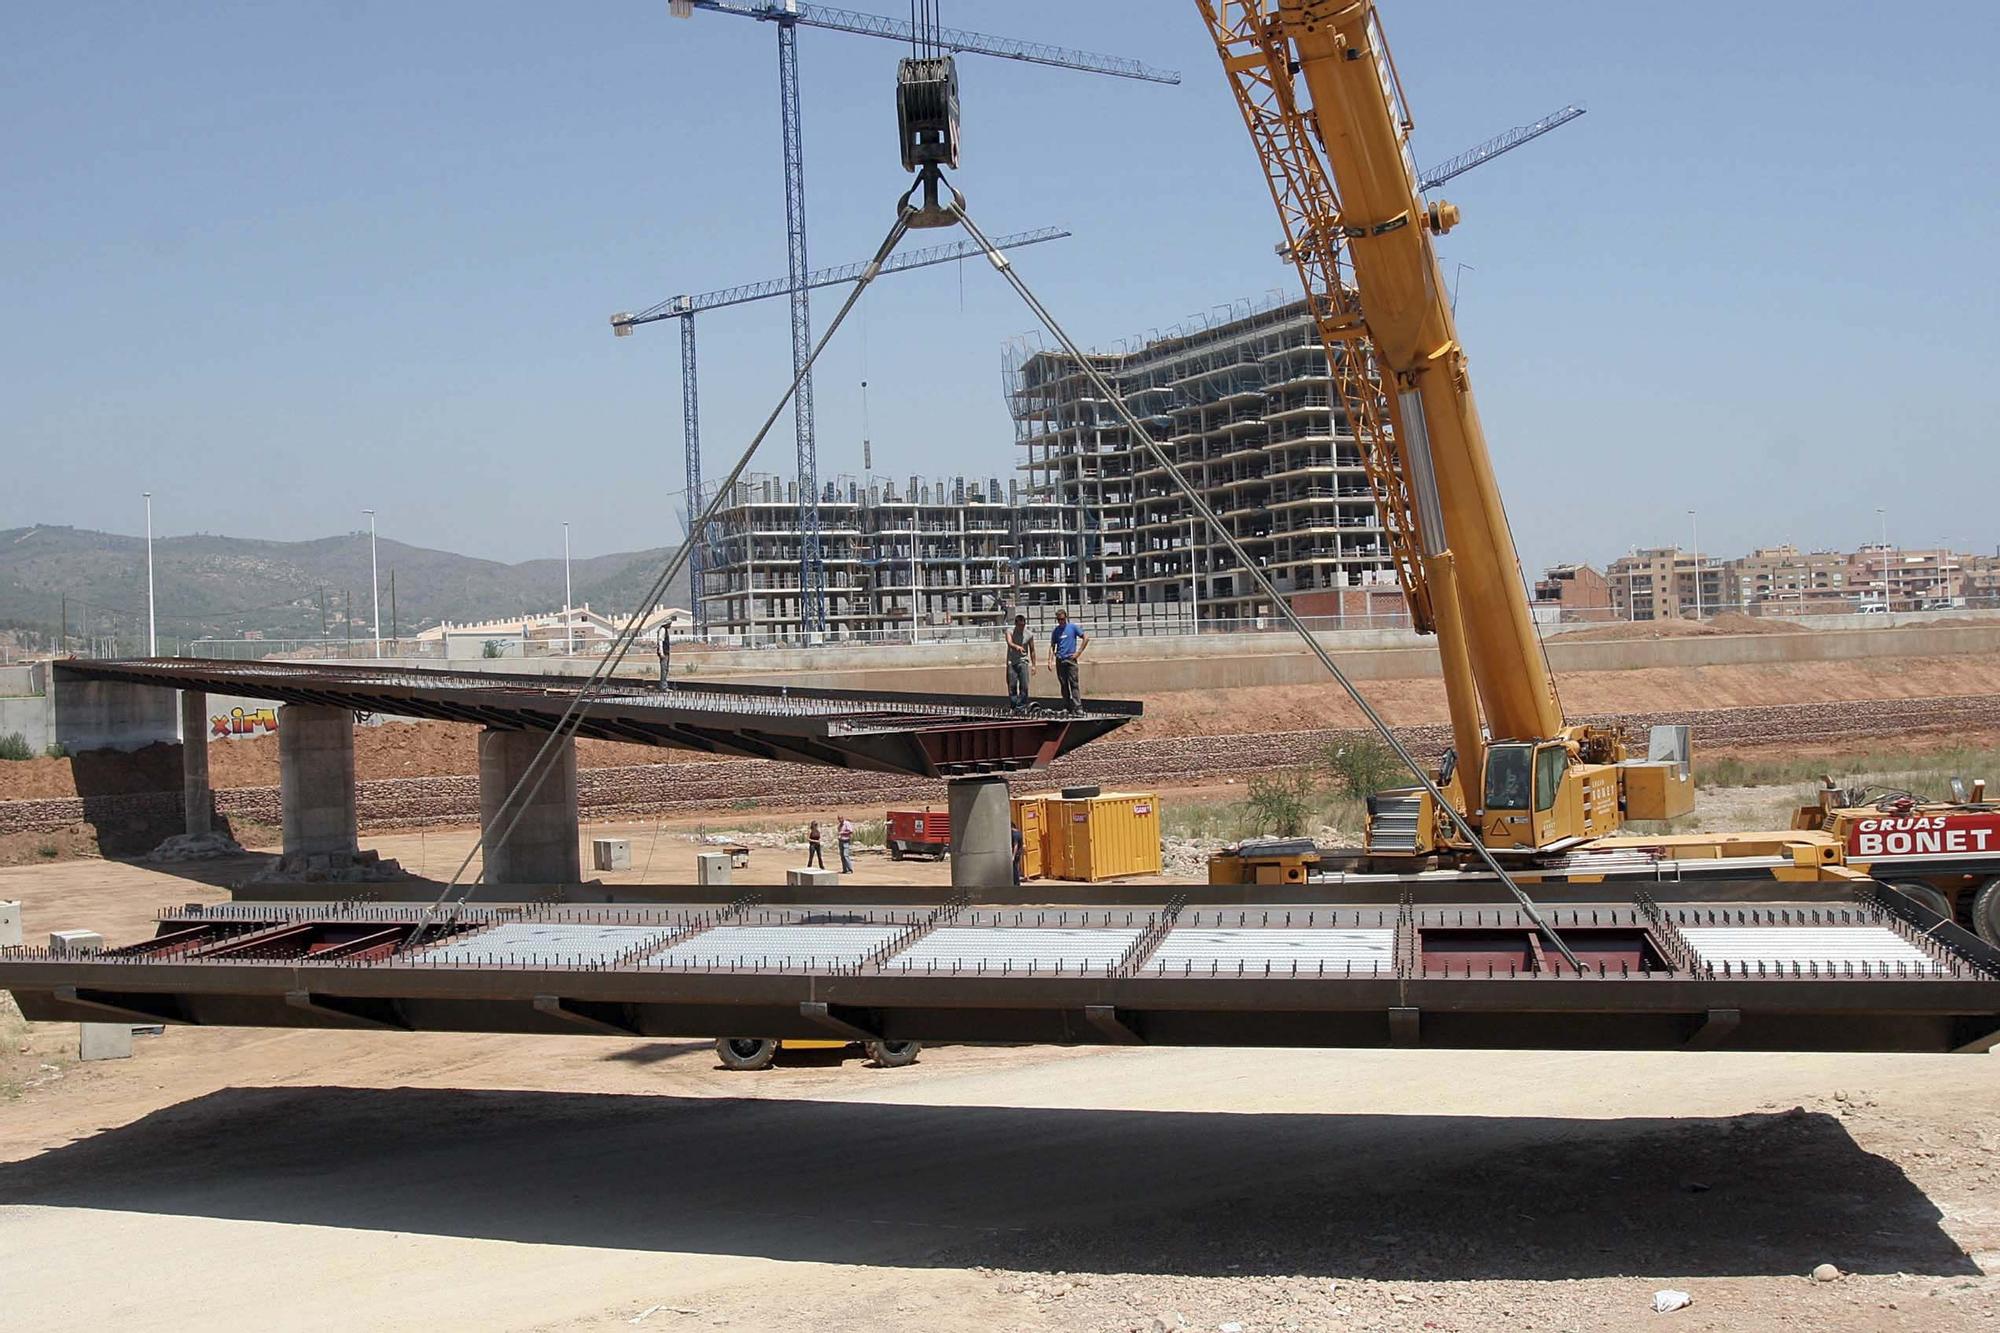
695, 852, 732, 887
79, 1023, 133, 1062
591, 837, 632, 871
786, 867, 841, 888
0, 900, 19, 948
49, 929, 104, 955
478, 728, 581, 885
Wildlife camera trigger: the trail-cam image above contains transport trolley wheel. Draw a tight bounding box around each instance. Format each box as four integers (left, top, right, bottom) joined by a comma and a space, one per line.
1972, 877, 2000, 947
715, 1037, 779, 1071
1885, 879, 1955, 922
866, 1040, 921, 1068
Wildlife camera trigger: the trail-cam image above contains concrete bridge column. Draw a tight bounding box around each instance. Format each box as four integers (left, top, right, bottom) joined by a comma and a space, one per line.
180, 690, 212, 836
278, 704, 358, 870
478, 728, 580, 886
948, 776, 1013, 889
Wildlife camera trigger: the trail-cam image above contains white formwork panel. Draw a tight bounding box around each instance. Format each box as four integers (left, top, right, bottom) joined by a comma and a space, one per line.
417, 922, 677, 967
1148, 928, 1397, 974
1680, 927, 1941, 972
887, 926, 1143, 974
644, 924, 906, 969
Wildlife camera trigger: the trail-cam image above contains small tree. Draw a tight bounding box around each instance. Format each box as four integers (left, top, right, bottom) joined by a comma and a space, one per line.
1246, 769, 1318, 837
481, 639, 504, 659
1320, 736, 1405, 798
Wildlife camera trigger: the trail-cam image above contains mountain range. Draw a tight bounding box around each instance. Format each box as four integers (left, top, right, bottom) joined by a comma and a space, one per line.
0, 525, 690, 652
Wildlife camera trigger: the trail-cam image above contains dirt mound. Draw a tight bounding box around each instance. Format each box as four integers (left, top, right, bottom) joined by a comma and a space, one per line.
1548, 612, 1808, 642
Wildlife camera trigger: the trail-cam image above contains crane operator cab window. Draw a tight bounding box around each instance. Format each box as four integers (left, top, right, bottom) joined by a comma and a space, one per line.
1533, 744, 1566, 813
1484, 744, 1533, 811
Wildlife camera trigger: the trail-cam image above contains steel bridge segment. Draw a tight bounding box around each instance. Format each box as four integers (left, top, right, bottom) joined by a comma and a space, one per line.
57, 658, 1137, 778
7, 887, 1998, 1054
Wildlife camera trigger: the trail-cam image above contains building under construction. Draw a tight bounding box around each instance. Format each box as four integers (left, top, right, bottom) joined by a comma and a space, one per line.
696, 296, 1406, 640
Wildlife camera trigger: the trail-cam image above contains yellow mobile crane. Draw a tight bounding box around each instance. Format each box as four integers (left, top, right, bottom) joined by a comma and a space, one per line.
1198, 0, 1694, 858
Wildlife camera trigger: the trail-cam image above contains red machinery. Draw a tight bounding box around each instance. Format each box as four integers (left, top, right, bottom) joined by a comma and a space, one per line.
885, 808, 949, 861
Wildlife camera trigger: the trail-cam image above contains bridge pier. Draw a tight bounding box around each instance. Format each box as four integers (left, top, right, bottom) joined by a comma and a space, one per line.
948, 776, 1013, 889
277, 704, 358, 872
478, 728, 580, 886
180, 689, 212, 836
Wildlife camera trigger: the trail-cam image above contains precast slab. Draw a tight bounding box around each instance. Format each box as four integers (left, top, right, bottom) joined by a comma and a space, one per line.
414, 922, 680, 967
1680, 926, 1944, 974
1146, 927, 1397, 977
644, 924, 906, 970
887, 926, 1144, 975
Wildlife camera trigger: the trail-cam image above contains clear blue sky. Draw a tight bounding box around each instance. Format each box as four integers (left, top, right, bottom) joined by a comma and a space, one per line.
4, 2, 1995, 579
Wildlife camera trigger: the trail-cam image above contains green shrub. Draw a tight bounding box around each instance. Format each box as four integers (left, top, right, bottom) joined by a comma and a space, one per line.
0, 733, 33, 762
42, 742, 66, 759
1246, 769, 1319, 837
1319, 736, 1406, 798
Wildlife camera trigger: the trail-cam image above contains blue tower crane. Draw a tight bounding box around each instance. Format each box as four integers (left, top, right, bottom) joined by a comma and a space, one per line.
666, 0, 1178, 633
613, 226, 1071, 631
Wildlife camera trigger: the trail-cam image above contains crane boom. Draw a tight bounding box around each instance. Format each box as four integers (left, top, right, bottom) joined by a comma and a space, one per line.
1417, 104, 1586, 192
676, 2, 1182, 83
1198, 2, 1681, 854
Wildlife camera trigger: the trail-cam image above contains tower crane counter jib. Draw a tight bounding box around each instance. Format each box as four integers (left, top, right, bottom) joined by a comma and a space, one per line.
1201, 1, 1692, 856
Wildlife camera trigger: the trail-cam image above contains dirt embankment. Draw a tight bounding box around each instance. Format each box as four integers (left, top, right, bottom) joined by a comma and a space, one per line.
1545, 611, 1811, 641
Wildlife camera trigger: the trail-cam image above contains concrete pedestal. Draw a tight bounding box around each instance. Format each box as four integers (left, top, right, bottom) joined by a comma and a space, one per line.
591, 837, 632, 871
786, 867, 841, 888
0, 900, 19, 948
180, 689, 212, 836
278, 705, 358, 871
695, 852, 732, 887
948, 776, 1013, 889
46, 929, 132, 1060
478, 728, 580, 886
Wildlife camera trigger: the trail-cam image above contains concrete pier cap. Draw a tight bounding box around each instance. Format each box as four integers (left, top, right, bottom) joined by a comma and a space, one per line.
948, 775, 1014, 889
478, 728, 580, 886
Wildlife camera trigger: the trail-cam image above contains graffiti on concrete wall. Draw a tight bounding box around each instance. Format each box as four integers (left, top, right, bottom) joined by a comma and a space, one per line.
211, 706, 278, 739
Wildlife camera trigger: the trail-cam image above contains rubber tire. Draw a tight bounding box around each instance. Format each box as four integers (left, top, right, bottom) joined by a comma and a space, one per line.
866, 1040, 921, 1068
1886, 879, 1955, 922
715, 1037, 778, 1071
889, 845, 905, 861
1972, 877, 2000, 947
1061, 784, 1102, 800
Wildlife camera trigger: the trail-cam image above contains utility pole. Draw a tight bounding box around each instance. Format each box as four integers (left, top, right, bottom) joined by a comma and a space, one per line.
344, 589, 352, 651
563, 521, 574, 655
388, 570, 397, 651
1189, 512, 1201, 634
143, 491, 157, 655
365, 510, 381, 658
59, 595, 66, 655
318, 585, 328, 638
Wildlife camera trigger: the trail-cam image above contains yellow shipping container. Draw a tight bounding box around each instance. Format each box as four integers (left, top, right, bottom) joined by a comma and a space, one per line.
1011, 794, 1049, 880
1045, 792, 1162, 882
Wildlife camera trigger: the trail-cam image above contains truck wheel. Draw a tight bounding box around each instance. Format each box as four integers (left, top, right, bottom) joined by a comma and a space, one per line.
715, 1037, 778, 1071
1972, 878, 2000, 946
866, 1040, 921, 1068
889, 845, 905, 861
1885, 879, 1954, 921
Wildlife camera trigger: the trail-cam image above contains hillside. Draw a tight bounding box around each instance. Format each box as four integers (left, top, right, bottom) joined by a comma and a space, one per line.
0, 525, 689, 650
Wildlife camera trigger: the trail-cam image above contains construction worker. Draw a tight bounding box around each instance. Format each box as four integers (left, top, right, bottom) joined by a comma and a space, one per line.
656, 623, 672, 692
1046, 608, 1088, 713
1011, 821, 1025, 886
1004, 613, 1036, 714
837, 814, 855, 874
805, 820, 825, 870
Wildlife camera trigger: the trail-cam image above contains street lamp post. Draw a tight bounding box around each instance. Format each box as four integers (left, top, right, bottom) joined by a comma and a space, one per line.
563, 521, 574, 655
365, 510, 380, 658
1687, 509, 1702, 620
1878, 507, 1890, 612
143, 492, 157, 656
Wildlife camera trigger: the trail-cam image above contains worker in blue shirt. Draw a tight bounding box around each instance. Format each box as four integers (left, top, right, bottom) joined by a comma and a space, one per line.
1046, 608, 1089, 713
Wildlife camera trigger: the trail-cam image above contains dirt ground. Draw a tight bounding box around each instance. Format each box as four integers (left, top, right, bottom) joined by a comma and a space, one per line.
3, 825, 1999, 1332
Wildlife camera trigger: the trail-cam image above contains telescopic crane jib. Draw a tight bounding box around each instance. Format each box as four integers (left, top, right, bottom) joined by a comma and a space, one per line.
1198, 0, 1692, 856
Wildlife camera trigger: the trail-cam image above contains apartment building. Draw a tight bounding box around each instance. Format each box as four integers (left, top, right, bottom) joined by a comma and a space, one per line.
1007, 296, 1400, 626
1532, 563, 1613, 623
1604, 547, 1728, 621
1726, 545, 1853, 615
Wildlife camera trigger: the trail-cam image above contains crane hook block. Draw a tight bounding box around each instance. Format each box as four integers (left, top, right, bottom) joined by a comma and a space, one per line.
1425, 200, 1461, 235
897, 56, 961, 173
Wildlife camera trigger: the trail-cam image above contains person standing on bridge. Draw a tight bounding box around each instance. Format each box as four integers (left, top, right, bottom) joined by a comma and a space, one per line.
656, 623, 672, 692
1004, 613, 1036, 714
1046, 608, 1089, 714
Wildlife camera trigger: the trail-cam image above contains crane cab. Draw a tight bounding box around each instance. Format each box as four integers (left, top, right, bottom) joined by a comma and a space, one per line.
1479, 741, 1621, 851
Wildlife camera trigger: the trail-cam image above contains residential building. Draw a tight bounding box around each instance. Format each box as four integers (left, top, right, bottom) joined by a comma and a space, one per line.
1605, 547, 1726, 621
1532, 563, 1613, 623
1725, 545, 1852, 616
